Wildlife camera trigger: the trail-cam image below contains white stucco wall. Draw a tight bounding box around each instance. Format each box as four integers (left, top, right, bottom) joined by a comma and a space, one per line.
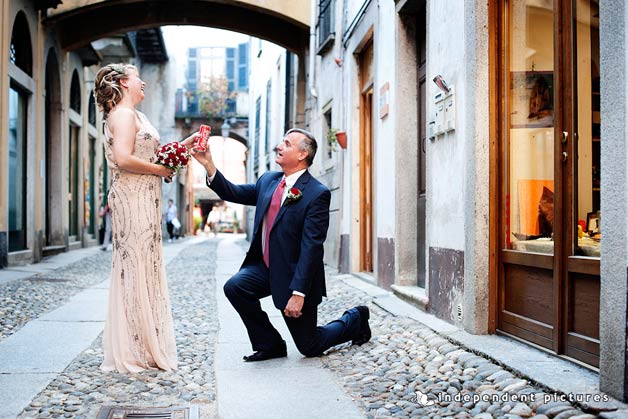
426, 0, 466, 251
248, 39, 287, 176
374, 0, 396, 240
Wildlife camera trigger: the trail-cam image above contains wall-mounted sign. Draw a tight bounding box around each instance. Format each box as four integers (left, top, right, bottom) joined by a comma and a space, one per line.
379, 82, 389, 119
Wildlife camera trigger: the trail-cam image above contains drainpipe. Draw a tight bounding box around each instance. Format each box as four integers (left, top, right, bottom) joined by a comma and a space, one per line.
309, 0, 318, 99
337, 0, 346, 272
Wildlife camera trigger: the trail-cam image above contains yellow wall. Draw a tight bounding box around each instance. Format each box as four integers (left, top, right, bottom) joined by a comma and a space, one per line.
46, 0, 310, 27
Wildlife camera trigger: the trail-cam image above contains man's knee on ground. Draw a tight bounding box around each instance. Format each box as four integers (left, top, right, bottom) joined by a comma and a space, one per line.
295, 342, 322, 358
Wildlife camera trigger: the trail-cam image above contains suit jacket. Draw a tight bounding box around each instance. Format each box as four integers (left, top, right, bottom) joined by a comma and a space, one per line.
208, 169, 330, 309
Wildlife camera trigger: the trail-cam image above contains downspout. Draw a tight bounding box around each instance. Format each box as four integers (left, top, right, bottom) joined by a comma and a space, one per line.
337, 0, 347, 272
309, 0, 318, 99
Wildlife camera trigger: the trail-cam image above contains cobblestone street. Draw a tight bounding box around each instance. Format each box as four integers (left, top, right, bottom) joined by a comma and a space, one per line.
0, 237, 624, 419
15, 240, 219, 419
317, 280, 600, 419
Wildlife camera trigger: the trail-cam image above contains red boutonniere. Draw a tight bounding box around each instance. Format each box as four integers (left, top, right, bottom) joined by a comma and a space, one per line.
285, 187, 303, 204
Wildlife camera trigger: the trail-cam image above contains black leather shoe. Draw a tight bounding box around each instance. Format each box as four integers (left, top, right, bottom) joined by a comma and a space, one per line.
352, 305, 371, 346
243, 343, 287, 362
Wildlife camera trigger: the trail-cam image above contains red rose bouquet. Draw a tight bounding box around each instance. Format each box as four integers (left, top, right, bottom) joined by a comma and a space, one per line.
156, 142, 191, 183
156, 142, 191, 171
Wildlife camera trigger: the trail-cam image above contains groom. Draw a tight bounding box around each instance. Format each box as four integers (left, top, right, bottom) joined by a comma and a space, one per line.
191, 128, 371, 361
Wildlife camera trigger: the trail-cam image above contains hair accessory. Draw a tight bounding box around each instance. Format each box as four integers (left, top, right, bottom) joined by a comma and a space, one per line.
109, 64, 127, 75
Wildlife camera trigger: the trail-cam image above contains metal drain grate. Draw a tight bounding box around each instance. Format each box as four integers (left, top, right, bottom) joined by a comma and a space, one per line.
96, 406, 199, 419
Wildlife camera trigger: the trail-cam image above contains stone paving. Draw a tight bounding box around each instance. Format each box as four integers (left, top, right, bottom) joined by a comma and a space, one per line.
2, 237, 610, 419
17, 240, 219, 419
317, 277, 598, 419
0, 252, 112, 342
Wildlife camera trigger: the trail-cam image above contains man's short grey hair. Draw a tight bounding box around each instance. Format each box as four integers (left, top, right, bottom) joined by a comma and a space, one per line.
285, 128, 317, 166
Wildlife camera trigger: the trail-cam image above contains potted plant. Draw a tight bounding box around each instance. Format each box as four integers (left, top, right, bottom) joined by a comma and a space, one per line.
326, 129, 347, 151
335, 130, 347, 149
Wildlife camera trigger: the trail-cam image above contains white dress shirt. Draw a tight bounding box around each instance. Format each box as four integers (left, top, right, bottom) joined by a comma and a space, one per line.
207, 169, 307, 297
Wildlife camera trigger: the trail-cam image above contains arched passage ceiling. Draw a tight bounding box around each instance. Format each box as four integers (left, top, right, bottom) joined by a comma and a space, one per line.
43, 0, 310, 54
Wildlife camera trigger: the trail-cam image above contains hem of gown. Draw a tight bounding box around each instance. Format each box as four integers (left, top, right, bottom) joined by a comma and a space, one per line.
100, 361, 178, 374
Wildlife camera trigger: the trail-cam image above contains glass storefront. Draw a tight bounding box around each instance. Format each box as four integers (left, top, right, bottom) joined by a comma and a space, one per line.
498, 0, 601, 367
503, 0, 600, 259
503, 0, 556, 255
8, 86, 28, 251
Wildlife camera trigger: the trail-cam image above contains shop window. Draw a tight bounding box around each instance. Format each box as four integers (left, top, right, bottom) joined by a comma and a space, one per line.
10, 12, 32, 76
503, 2, 555, 255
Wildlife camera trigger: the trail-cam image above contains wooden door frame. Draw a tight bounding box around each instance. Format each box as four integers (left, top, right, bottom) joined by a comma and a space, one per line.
358, 37, 374, 273
488, 0, 500, 334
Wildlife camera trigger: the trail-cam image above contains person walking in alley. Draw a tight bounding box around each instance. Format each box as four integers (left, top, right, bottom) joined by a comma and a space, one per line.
165, 199, 178, 242
188, 128, 371, 361
95, 63, 194, 373
99, 203, 112, 251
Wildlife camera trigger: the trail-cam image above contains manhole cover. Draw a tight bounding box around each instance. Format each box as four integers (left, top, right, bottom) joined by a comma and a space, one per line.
96, 406, 198, 419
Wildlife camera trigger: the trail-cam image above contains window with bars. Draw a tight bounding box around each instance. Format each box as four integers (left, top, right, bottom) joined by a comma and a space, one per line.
318, 0, 334, 49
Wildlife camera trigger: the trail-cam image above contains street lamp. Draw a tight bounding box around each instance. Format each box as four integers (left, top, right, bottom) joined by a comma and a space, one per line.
221, 120, 231, 138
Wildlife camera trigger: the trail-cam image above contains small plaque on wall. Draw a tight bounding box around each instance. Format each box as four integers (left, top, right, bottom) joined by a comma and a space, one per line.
379, 82, 389, 119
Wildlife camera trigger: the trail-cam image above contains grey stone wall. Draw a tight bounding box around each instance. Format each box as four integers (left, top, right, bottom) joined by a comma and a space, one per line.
599, 0, 628, 402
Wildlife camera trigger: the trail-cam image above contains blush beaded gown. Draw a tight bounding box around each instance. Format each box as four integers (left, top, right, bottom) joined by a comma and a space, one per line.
100, 111, 178, 373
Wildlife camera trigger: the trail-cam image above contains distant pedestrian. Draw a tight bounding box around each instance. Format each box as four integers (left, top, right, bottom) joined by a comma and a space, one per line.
99, 203, 112, 251
165, 199, 178, 242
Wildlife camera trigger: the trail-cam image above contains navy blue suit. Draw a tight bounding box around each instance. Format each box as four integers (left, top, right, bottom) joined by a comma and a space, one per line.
209, 169, 361, 357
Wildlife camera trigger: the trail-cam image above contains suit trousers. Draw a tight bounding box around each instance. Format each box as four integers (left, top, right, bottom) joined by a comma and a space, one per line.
223, 262, 362, 357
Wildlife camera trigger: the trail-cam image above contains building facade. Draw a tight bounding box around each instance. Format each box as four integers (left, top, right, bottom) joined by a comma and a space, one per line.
304, 0, 628, 402
0, 0, 186, 266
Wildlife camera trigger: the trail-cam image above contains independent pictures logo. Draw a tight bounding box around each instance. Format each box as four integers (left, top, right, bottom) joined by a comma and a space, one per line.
410, 390, 610, 407
411, 391, 435, 406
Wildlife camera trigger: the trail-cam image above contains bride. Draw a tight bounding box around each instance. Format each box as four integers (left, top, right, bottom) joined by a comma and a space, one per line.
94, 63, 193, 373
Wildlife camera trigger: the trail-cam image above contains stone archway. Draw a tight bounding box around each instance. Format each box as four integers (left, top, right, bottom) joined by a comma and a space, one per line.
43, 0, 309, 53
44, 47, 65, 250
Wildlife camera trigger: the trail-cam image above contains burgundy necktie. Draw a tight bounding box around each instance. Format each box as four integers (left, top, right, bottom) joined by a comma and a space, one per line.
263, 178, 286, 267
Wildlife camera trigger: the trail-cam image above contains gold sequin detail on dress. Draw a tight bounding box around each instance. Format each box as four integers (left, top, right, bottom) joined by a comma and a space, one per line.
101, 111, 178, 373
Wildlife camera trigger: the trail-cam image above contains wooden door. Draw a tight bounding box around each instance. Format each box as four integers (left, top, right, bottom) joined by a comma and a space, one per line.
562, 0, 600, 367
359, 40, 374, 273
360, 88, 374, 272
496, 0, 600, 368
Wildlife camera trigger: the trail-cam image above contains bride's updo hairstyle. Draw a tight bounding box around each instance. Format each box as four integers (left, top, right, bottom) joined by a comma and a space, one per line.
94, 63, 137, 116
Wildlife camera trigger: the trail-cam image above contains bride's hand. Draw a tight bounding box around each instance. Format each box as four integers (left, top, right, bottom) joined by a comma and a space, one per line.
154, 164, 175, 182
